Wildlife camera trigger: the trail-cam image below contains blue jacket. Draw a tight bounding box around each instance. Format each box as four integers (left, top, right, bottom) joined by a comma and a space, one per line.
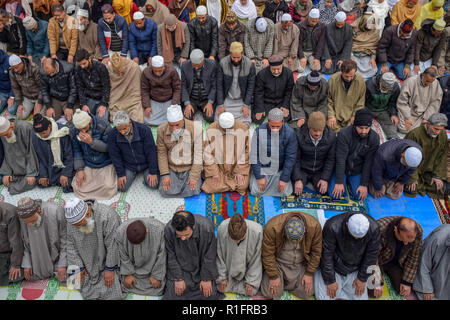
128, 18, 157, 59
25, 19, 49, 59
107, 121, 158, 177
0, 50, 13, 97
72, 114, 112, 170
250, 122, 298, 182
32, 123, 74, 184
97, 14, 129, 58
371, 139, 423, 191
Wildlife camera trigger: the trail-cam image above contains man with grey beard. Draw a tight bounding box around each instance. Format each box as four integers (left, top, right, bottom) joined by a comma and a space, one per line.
16, 197, 67, 283
0, 117, 38, 195
77, 9, 102, 61
404, 113, 448, 198
64, 197, 126, 300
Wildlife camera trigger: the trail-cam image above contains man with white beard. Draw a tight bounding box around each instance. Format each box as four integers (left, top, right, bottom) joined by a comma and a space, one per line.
0, 117, 39, 195
16, 197, 68, 283
64, 197, 126, 300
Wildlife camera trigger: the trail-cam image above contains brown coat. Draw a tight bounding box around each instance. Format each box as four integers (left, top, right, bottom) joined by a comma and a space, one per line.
78, 22, 102, 61
376, 216, 423, 285
201, 119, 250, 195
47, 15, 79, 57
156, 119, 203, 181
140, 63, 181, 109
262, 211, 323, 279
218, 21, 246, 61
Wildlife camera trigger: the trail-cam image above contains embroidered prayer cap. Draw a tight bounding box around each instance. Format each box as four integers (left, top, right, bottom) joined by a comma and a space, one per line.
309, 8, 320, 19
196, 5, 207, 15
151, 55, 164, 67
113, 110, 131, 127
348, 214, 370, 238
101, 3, 114, 13
77, 9, 89, 18
380, 72, 397, 89
404, 147, 422, 167
268, 54, 283, 66
126, 220, 147, 244
268, 108, 284, 121
284, 217, 305, 240
225, 10, 237, 24
64, 197, 89, 225
17, 197, 40, 219
433, 19, 446, 31
33, 114, 51, 133
229, 41, 243, 53
9, 54, 21, 67
72, 109, 91, 129
335, 11, 346, 22
307, 70, 321, 86
228, 213, 247, 241
255, 17, 268, 33
353, 108, 373, 127
167, 105, 184, 123
400, 19, 414, 33
164, 14, 178, 26
22, 16, 37, 30
190, 49, 204, 64
0, 117, 11, 134
281, 13, 292, 22
110, 52, 125, 74
428, 113, 448, 127
308, 111, 326, 130
219, 112, 235, 129
133, 11, 145, 20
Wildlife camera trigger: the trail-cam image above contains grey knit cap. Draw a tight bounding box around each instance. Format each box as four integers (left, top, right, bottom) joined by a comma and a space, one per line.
428, 113, 448, 126
17, 197, 40, 219
268, 108, 284, 121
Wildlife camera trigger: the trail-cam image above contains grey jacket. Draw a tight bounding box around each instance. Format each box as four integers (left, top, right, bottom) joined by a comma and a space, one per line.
0, 202, 23, 268
290, 75, 328, 121
181, 58, 217, 105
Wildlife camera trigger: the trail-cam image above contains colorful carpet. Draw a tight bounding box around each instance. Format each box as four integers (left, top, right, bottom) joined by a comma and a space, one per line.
432, 196, 450, 224
206, 191, 265, 230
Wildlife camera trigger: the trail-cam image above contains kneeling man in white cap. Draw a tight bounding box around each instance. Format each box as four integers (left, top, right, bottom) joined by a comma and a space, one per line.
65, 197, 126, 300
314, 212, 381, 300
156, 104, 203, 197
0, 116, 38, 194
273, 13, 301, 72
141, 55, 182, 126
202, 112, 251, 195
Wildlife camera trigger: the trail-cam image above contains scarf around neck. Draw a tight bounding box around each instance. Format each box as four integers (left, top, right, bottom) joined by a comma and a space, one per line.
38, 117, 70, 168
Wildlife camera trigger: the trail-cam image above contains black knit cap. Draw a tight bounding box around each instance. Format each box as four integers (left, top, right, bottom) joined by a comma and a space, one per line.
353, 109, 373, 127
126, 220, 147, 244
33, 114, 51, 133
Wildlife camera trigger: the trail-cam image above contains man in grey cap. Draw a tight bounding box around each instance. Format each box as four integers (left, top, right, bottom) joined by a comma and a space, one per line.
365, 72, 401, 139
0, 117, 39, 195
181, 49, 217, 123
16, 196, 67, 283
405, 112, 448, 197
0, 202, 24, 286
65, 197, 125, 300
261, 212, 323, 300
22, 16, 50, 64
250, 108, 297, 197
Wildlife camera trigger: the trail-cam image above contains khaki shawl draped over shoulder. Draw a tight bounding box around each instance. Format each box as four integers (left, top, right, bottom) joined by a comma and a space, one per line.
351, 12, 380, 56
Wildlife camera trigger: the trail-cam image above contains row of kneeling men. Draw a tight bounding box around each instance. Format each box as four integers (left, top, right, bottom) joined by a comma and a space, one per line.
0, 197, 449, 300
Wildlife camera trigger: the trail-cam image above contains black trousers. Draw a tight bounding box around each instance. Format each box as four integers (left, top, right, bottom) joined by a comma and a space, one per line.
184, 98, 215, 123
368, 261, 403, 298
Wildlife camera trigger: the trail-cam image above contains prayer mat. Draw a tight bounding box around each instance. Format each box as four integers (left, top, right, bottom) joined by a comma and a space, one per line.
280, 187, 366, 213
206, 191, 265, 230
432, 196, 450, 224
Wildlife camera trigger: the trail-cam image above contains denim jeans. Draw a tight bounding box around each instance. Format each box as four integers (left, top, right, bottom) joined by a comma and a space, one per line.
0, 92, 17, 116
328, 173, 363, 200
85, 98, 109, 122
119, 167, 159, 192
377, 62, 412, 80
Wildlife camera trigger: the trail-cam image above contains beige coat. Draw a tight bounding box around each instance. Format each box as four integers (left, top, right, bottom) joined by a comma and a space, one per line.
78, 22, 102, 61
327, 71, 366, 132
201, 120, 250, 195
156, 119, 203, 181
273, 22, 300, 71
47, 15, 79, 57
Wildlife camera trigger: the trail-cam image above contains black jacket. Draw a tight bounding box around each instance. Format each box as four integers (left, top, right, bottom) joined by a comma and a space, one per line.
365, 74, 400, 116
335, 126, 380, 186
217, 55, 256, 107
320, 211, 381, 285
262, 0, 289, 24
188, 16, 218, 58
254, 66, 294, 114
74, 60, 111, 107
40, 59, 77, 109
376, 24, 416, 67
297, 18, 326, 60
292, 125, 336, 182
0, 16, 27, 55
181, 59, 217, 105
